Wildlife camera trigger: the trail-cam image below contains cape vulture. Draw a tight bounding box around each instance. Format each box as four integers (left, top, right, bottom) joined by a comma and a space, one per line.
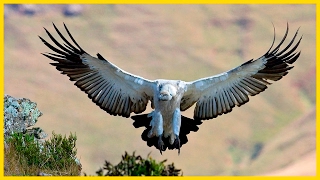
39, 23, 301, 154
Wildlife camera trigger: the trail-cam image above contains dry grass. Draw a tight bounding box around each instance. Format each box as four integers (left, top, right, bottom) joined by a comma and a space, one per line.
4, 143, 25, 176
4, 132, 81, 176
4, 142, 80, 176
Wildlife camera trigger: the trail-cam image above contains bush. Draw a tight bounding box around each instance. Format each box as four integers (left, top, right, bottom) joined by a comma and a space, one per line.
4, 132, 81, 176
95, 151, 182, 176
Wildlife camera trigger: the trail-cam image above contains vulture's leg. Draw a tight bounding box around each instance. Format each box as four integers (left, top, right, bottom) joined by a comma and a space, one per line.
172, 108, 181, 154
174, 135, 181, 154
148, 111, 165, 154
158, 136, 165, 154
147, 111, 163, 138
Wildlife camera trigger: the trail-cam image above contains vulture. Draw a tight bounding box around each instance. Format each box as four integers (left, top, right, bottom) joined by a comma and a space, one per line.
39, 23, 301, 154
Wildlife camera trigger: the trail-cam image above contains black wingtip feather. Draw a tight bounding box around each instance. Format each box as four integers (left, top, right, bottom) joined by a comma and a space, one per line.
97, 53, 106, 60
265, 22, 276, 55
63, 23, 85, 52
286, 51, 301, 64
53, 22, 83, 54
268, 24, 290, 55
260, 25, 301, 71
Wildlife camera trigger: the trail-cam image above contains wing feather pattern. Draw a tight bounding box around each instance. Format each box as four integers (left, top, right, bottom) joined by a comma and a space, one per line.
181, 24, 302, 120
39, 23, 155, 118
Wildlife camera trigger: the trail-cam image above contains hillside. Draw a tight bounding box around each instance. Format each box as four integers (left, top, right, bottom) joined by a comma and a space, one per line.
4, 4, 315, 175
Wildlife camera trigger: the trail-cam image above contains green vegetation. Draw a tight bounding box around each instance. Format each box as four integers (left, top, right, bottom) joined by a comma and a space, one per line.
95, 151, 181, 176
4, 132, 80, 176
5, 131, 182, 176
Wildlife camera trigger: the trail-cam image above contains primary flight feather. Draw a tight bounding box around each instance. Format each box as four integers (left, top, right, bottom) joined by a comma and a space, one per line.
39, 23, 301, 154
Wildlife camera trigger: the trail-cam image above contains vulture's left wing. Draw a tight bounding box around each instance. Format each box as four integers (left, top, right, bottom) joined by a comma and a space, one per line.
39, 23, 155, 118
181, 25, 302, 120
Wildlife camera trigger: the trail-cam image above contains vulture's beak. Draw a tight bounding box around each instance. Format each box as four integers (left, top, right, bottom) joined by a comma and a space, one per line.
159, 91, 172, 101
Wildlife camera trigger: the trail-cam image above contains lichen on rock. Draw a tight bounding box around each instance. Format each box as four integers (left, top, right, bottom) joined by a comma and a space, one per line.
4, 94, 45, 139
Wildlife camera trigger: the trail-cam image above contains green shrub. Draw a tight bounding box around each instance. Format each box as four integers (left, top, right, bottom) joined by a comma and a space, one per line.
95, 151, 182, 176
5, 132, 80, 176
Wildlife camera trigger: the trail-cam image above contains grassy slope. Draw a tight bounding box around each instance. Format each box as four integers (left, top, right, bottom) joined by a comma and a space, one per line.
4, 4, 315, 175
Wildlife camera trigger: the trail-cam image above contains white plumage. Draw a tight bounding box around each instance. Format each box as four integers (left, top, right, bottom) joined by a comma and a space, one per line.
39, 23, 301, 154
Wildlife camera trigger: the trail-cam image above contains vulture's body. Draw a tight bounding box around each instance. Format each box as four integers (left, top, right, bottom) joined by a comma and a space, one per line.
39, 23, 302, 154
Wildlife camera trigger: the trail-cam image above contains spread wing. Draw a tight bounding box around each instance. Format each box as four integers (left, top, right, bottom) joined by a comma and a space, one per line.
181, 24, 302, 120
39, 23, 155, 118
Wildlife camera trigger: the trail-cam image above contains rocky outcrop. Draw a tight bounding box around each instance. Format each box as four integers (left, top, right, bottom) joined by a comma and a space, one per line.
4, 94, 82, 176
4, 94, 46, 140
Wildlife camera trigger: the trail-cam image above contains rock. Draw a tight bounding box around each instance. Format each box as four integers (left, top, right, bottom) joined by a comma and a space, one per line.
38, 172, 52, 176
63, 5, 84, 17
4, 94, 45, 139
22, 4, 38, 15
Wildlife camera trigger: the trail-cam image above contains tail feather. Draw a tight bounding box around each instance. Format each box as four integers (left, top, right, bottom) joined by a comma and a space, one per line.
131, 114, 202, 152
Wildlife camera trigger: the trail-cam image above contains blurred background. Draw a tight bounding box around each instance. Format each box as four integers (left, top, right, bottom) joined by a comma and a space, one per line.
4, 4, 315, 176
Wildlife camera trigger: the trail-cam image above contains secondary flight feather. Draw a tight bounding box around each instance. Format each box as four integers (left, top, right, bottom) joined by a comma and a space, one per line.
39, 23, 301, 154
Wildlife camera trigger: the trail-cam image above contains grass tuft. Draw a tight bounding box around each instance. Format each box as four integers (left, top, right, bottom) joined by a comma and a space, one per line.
4, 132, 81, 176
